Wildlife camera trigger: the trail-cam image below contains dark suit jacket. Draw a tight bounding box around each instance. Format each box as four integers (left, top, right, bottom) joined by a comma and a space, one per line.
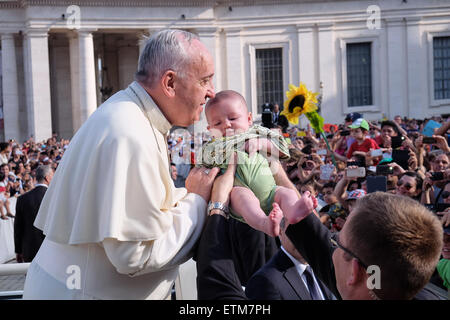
14, 185, 47, 262
245, 249, 335, 300
196, 215, 248, 300
285, 213, 441, 300
227, 218, 278, 286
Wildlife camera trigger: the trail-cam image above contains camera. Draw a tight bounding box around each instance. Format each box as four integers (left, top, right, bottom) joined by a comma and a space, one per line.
391, 135, 406, 149
431, 171, 445, 181
261, 103, 274, 128
340, 130, 350, 136
376, 165, 394, 175
422, 137, 437, 144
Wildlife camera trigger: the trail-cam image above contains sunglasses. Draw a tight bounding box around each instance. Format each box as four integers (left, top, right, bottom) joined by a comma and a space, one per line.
330, 233, 368, 269
442, 191, 450, 199
397, 181, 413, 190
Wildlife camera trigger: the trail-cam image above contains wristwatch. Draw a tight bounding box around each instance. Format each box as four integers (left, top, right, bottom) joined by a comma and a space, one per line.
207, 201, 229, 219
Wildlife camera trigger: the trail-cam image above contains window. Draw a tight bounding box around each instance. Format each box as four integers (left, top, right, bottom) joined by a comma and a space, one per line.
255, 48, 283, 113
433, 36, 450, 100
346, 42, 372, 107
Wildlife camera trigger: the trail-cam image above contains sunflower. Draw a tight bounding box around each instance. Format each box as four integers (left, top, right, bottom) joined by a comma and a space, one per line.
281, 83, 319, 125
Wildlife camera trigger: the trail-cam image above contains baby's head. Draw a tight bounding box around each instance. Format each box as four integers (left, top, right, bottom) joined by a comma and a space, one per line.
205, 90, 252, 138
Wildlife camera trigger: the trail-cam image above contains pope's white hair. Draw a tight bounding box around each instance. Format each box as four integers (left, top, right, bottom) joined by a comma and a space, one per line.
135, 29, 199, 88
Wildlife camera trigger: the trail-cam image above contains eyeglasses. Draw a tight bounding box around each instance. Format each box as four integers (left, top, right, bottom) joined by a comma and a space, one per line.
330, 233, 368, 269
442, 191, 450, 199
397, 181, 413, 190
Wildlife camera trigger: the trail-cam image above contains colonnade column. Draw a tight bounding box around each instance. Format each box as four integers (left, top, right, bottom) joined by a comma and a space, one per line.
1, 33, 20, 141
23, 29, 52, 142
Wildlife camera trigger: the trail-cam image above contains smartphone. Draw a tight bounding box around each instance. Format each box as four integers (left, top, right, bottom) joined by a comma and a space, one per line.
340, 130, 350, 136
392, 149, 410, 170
346, 167, 366, 178
320, 164, 335, 181
317, 149, 327, 156
376, 165, 394, 175
422, 137, 437, 144
347, 160, 365, 168
391, 135, 406, 149
371, 149, 383, 157
431, 172, 445, 181
367, 176, 387, 193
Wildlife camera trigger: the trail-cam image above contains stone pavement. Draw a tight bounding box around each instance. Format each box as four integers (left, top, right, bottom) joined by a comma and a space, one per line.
0, 259, 26, 293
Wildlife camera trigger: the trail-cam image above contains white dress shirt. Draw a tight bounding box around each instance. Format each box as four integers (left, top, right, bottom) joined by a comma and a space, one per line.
280, 246, 325, 300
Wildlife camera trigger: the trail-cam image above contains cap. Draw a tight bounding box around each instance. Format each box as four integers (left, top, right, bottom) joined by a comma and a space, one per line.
349, 118, 370, 131
345, 112, 362, 122
346, 189, 366, 201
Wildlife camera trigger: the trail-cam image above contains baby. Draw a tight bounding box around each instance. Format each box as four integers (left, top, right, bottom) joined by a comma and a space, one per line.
202, 90, 316, 237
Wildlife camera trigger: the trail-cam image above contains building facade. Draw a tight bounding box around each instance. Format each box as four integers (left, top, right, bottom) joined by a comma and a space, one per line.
0, 0, 450, 142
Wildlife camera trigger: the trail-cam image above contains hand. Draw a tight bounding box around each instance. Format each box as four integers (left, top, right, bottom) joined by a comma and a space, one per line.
407, 149, 418, 171
432, 135, 450, 152
388, 162, 406, 176
441, 211, 450, 227
185, 166, 220, 202
415, 135, 424, 149
244, 138, 272, 158
16, 253, 23, 263
210, 153, 237, 205
422, 173, 433, 191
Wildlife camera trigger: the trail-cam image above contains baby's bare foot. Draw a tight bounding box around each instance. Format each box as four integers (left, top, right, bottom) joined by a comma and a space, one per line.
285, 191, 315, 224
268, 202, 283, 237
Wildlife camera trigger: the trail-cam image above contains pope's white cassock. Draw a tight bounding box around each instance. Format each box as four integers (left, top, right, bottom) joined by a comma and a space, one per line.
23, 81, 207, 299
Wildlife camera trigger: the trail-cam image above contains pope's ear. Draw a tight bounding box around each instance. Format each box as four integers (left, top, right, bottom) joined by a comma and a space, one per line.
160, 70, 176, 98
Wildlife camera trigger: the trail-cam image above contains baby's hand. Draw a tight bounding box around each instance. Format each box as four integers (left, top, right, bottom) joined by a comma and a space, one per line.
244, 138, 272, 157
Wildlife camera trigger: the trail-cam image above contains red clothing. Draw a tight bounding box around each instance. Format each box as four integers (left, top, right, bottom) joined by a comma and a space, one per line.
346, 138, 380, 159
374, 135, 384, 148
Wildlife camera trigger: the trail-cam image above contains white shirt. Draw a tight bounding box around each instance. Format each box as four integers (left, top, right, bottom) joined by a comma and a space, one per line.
280, 246, 325, 300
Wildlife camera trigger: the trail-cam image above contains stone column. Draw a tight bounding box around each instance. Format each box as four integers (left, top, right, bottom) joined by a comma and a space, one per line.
386, 18, 408, 119
68, 32, 81, 133
117, 37, 139, 90
78, 30, 97, 125
317, 23, 337, 123
297, 24, 318, 92
194, 28, 218, 134
1, 33, 20, 141
405, 17, 426, 119
23, 29, 53, 142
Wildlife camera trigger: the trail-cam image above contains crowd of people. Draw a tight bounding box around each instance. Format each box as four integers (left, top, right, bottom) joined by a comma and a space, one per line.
168, 109, 450, 296
0, 135, 68, 220
6, 29, 447, 301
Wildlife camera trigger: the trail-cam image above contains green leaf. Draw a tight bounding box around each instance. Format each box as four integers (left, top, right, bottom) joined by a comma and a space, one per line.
305, 111, 324, 133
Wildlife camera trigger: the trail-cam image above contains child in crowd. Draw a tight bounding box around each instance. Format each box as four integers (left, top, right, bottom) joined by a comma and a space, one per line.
201, 90, 317, 237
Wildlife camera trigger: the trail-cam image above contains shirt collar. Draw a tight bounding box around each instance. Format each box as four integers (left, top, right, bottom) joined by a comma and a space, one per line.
280, 245, 308, 276
127, 81, 172, 135
35, 183, 48, 188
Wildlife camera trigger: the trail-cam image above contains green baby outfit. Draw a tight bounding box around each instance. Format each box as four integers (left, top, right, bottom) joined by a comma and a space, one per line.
199, 125, 290, 222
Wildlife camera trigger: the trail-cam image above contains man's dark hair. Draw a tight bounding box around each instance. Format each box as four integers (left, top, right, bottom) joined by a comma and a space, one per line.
322, 181, 336, 190
381, 120, 400, 135
0, 142, 9, 152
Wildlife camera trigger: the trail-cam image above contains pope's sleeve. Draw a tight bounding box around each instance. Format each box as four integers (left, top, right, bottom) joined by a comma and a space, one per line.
102, 192, 207, 276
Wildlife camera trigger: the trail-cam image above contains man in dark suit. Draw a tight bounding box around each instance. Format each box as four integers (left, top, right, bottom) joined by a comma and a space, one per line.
197, 163, 444, 300
245, 222, 335, 300
14, 165, 54, 263
272, 104, 280, 125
